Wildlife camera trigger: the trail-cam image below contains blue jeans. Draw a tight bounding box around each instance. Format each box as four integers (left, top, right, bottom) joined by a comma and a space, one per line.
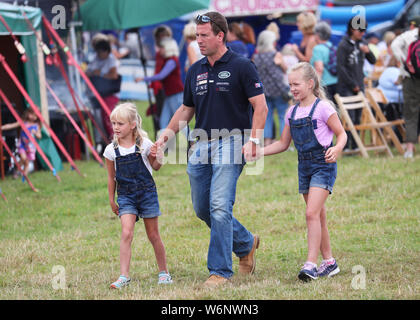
159, 92, 188, 137
264, 95, 289, 139
186, 135, 254, 278
159, 92, 183, 129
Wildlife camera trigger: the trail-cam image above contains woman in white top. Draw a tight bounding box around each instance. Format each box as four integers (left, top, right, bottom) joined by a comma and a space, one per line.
183, 22, 204, 71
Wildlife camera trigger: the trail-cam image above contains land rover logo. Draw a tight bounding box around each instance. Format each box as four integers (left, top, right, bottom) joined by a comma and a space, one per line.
218, 71, 231, 79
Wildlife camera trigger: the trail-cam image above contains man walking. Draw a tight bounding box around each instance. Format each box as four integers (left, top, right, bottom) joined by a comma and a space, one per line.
155, 11, 267, 288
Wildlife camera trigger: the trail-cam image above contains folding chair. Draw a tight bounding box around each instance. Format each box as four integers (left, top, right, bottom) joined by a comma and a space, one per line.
365, 88, 405, 155
334, 92, 394, 158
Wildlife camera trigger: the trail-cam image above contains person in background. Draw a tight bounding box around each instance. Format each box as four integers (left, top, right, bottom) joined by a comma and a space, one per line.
377, 56, 403, 105
363, 32, 381, 78
310, 21, 338, 101
336, 17, 376, 150
136, 38, 185, 135
281, 44, 299, 73
119, 29, 142, 60
391, 16, 420, 158
266, 22, 281, 51
241, 22, 256, 58
376, 56, 404, 140
380, 31, 396, 67
227, 22, 248, 57
183, 22, 204, 72
253, 30, 290, 146
107, 33, 129, 60
149, 25, 173, 134
1, 108, 41, 179
291, 11, 317, 62
86, 33, 120, 142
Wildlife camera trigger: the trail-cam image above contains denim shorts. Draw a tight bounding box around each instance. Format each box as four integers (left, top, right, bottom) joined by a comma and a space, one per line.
298, 156, 337, 194
117, 186, 161, 221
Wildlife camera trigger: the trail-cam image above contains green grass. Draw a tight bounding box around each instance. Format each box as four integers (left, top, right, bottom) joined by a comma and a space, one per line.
0, 101, 419, 299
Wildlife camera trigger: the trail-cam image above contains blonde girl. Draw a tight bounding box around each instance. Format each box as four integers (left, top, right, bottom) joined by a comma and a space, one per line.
103, 102, 172, 288
262, 62, 347, 281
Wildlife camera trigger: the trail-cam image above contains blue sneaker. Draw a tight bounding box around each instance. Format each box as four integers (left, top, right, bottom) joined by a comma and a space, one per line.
298, 262, 318, 282
110, 275, 131, 289
158, 271, 173, 284
317, 259, 340, 278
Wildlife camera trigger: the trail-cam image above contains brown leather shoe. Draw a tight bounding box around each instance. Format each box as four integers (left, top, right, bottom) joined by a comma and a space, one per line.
203, 274, 230, 288
239, 235, 260, 275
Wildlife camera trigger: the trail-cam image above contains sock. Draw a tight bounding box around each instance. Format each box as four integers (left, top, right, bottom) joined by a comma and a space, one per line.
323, 257, 335, 265
304, 261, 317, 269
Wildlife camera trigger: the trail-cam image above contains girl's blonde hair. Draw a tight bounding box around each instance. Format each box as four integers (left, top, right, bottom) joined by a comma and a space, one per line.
289, 62, 334, 106
110, 102, 148, 149
296, 11, 317, 34
183, 22, 197, 41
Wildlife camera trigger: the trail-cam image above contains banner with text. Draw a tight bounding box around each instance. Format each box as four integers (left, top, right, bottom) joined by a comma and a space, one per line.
210, 0, 319, 17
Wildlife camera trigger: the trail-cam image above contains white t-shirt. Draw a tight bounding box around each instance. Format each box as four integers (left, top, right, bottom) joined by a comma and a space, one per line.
103, 138, 153, 175
87, 53, 119, 77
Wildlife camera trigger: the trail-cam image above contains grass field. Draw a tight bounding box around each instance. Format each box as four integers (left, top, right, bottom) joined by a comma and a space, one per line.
0, 101, 419, 300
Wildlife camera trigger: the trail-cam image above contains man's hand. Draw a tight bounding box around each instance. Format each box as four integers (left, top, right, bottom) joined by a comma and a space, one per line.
242, 141, 260, 162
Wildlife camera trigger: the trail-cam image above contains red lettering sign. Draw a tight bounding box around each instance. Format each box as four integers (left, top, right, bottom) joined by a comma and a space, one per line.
211, 0, 318, 17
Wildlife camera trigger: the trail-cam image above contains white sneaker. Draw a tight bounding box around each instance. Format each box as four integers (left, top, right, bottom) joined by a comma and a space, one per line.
404, 150, 413, 159
158, 271, 173, 284
110, 275, 131, 289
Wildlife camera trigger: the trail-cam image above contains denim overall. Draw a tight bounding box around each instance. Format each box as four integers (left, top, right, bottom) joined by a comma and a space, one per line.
114, 144, 161, 221
289, 98, 337, 194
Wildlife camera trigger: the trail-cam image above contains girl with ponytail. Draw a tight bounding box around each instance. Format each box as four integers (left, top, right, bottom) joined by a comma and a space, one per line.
262, 62, 347, 282
103, 102, 173, 288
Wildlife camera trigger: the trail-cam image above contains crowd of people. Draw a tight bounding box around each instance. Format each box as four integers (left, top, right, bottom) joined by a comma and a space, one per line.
81, 11, 419, 159
2, 8, 419, 289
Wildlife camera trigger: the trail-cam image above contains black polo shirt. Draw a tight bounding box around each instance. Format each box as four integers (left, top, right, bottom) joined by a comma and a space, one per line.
183, 48, 264, 137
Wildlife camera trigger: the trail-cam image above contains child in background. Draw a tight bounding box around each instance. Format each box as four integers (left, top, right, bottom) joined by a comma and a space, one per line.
1, 108, 41, 177
262, 62, 347, 282
103, 103, 172, 288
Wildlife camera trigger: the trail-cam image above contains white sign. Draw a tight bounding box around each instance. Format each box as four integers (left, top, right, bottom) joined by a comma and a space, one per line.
210, 0, 319, 17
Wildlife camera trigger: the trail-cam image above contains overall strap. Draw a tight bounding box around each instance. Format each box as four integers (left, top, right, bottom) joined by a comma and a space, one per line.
308, 98, 321, 118
113, 141, 121, 157
290, 102, 300, 120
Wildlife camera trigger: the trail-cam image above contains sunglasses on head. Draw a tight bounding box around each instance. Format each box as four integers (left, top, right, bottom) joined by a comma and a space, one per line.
196, 14, 225, 33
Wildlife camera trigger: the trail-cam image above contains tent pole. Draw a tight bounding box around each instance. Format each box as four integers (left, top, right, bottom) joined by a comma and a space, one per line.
137, 28, 153, 106
0, 101, 4, 180
69, 21, 90, 161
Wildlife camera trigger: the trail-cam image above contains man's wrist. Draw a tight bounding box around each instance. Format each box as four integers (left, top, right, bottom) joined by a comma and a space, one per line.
249, 137, 261, 146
